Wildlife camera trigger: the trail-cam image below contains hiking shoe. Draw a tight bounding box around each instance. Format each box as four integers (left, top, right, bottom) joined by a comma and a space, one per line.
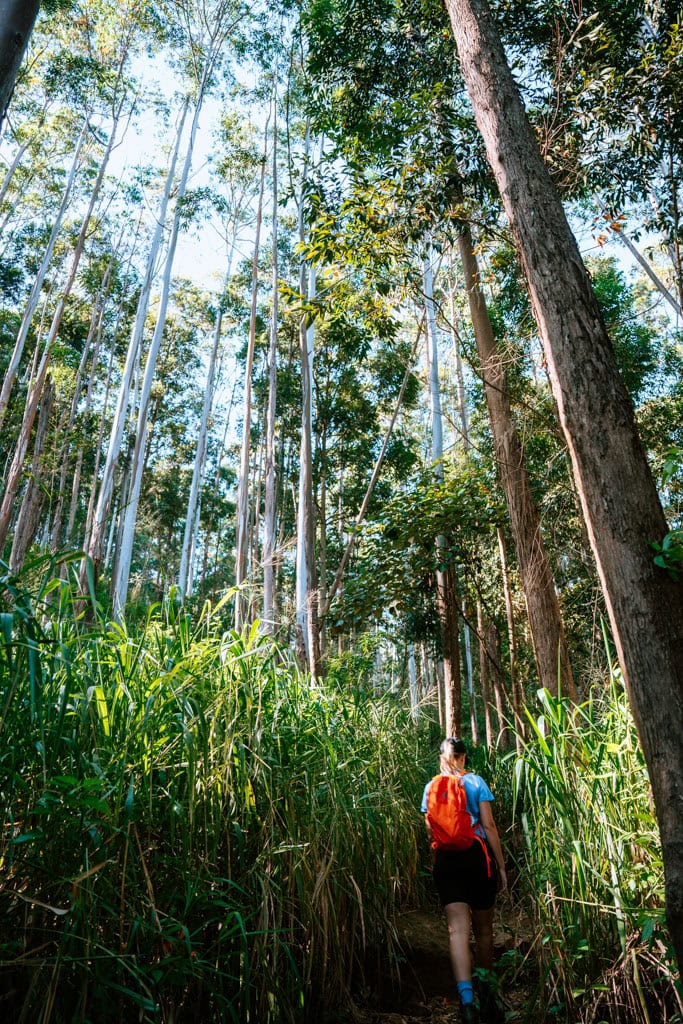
479, 985, 504, 1024
461, 1004, 480, 1024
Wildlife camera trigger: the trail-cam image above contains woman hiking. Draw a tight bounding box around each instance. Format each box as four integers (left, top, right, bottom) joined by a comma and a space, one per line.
421, 737, 507, 1023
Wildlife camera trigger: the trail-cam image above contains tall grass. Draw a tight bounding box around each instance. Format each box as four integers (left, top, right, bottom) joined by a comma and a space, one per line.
509, 669, 682, 1023
0, 557, 428, 1023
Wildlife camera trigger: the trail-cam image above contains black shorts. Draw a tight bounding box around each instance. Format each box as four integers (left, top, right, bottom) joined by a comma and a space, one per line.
432, 840, 498, 910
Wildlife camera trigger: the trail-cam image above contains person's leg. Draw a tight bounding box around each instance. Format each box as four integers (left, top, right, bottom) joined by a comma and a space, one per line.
472, 906, 503, 1022
444, 900, 478, 1018
444, 901, 472, 982
471, 906, 494, 972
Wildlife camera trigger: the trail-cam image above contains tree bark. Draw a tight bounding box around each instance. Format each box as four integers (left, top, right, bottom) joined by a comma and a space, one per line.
458, 224, 575, 699
0, 0, 41, 132
447, 0, 683, 964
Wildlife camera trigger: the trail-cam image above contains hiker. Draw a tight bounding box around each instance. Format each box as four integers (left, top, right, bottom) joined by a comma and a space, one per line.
421, 737, 507, 1024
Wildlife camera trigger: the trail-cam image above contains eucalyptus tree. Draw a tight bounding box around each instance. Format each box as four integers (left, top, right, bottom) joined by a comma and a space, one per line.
446, 0, 683, 967
106, 0, 248, 615
234, 145, 267, 630
183, 112, 262, 600
424, 247, 462, 733
262, 73, 280, 632
82, 112, 188, 586
301, 0, 577, 710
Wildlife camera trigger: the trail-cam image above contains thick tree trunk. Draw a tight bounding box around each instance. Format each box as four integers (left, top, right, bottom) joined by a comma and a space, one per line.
447, 0, 683, 963
0, 0, 41, 131
458, 224, 575, 699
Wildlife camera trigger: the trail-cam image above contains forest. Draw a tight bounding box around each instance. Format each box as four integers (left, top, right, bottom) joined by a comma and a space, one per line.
0, 0, 682, 1021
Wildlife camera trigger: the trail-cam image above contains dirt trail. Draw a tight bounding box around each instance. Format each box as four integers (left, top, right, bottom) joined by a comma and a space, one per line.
342, 897, 532, 1024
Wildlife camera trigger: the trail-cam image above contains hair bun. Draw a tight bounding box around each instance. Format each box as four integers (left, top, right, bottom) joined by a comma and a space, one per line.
440, 737, 466, 755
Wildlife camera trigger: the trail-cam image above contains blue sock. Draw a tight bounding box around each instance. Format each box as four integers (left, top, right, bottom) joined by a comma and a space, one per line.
457, 980, 474, 1006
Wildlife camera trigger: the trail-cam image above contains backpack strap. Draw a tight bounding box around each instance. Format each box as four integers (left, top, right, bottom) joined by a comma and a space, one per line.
428, 772, 492, 877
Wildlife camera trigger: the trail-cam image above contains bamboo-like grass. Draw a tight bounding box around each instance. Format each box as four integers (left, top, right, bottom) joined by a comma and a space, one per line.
0, 557, 427, 1023
509, 665, 682, 1023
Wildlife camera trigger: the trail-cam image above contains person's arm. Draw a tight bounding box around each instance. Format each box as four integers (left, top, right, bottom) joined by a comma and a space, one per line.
479, 800, 507, 892
424, 813, 433, 842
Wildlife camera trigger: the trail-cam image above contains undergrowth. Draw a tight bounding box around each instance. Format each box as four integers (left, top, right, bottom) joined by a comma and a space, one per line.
503, 673, 682, 1023
0, 555, 428, 1023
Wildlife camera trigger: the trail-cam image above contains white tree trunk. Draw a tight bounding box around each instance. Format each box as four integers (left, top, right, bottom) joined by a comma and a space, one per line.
178, 263, 231, 597
234, 148, 267, 630
82, 101, 188, 584
425, 250, 461, 736
408, 644, 419, 722
112, 86, 205, 618
262, 83, 279, 631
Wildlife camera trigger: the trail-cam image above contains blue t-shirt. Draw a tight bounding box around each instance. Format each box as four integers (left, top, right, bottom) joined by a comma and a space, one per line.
421, 772, 494, 840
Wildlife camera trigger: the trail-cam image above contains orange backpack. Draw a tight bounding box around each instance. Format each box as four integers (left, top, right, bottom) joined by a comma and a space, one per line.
426, 771, 479, 851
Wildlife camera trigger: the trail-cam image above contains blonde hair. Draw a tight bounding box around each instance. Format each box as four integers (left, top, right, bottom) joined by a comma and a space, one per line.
439, 737, 467, 775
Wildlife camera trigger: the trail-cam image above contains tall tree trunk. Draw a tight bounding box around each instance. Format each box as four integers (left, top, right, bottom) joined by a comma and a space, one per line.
178, 263, 231, 598
113, 83, 210, 617
82, 103, 188, 585
51, 257, 116, 552
295, 263, 320, 673
0, 0, 41, 132
448, 266, 471, 446
498, 526, 524, 750
262, 84, 279, 632
447, 0, 683, 963
462, 600, 478, 745
458, 223, 575, 699
425, 252, 462, 735
234, 149, 267, 630
293, 121, 322, 673
477, 600, 494, 749
408, 643, 419, 722
487, 619, 512, 751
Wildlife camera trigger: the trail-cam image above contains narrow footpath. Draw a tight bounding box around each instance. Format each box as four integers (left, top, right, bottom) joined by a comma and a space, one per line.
340, 896, 533, 1024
